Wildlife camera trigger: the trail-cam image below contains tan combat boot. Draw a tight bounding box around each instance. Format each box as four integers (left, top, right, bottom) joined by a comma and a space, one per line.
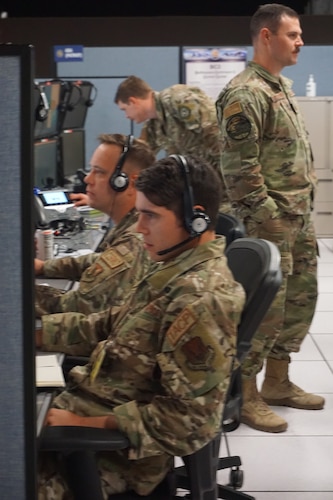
241, 377, 288, 433
261, 358, 325, 410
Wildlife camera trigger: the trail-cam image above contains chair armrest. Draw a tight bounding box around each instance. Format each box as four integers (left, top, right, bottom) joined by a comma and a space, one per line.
40, 426, 130, 452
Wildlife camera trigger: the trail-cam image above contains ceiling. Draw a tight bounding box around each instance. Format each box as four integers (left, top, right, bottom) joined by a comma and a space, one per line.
0, 1, 309, 18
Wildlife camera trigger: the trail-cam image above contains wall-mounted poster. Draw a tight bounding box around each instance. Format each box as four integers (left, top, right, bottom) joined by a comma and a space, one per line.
182, 47, 247, 101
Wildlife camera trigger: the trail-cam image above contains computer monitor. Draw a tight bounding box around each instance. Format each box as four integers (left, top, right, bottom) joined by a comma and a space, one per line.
59, 80, 95, 131
34, 138, 59, 189
59, 128, 86, 184
34, 80, 62, 139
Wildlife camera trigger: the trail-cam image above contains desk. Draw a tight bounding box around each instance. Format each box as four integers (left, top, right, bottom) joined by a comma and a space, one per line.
35, 277, 74, 291
36, 352, 65, 439
65, 206, 109, 253
54, 226, 107, 256
36, 219, 108, 290
37, 204, 109, 259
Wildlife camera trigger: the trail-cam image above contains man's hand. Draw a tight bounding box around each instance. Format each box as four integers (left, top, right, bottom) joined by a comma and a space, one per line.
36, 328, 43, 348
46, 408, 85, 426
70, 193, 89, 207
35, 258, 45, 275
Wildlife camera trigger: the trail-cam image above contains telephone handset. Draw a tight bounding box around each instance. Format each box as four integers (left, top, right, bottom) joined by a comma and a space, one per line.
34, 195, 49, 228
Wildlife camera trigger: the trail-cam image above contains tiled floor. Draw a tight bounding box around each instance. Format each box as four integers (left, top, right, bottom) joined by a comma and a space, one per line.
177, 238, 333, 499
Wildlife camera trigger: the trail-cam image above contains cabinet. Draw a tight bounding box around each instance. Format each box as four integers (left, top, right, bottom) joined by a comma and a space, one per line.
297, 97, 333, 237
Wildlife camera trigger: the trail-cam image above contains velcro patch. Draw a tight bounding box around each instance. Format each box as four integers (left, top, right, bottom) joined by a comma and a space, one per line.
85, 263, 103, 277
167, 307, 196, 346
181, 336, 214, 370
179, 105, 192, 120
224, 101, 242, 119
101, 249, 125, 269
226, 114, 251, 140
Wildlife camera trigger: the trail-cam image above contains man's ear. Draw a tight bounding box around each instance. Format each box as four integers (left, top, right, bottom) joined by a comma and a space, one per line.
128, 173, 139, 191
261, 27, 271, 43
128, 96, 138, 105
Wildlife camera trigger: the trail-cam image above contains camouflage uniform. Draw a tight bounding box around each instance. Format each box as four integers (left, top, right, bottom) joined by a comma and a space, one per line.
36, 209, 152, 354
216, 61, 318, 377
38, 238, 245, 498
141, 84, 230, 210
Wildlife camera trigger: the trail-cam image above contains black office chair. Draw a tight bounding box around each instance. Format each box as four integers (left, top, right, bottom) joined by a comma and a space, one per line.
40, 237, 281, 500
215, 212, 246, 247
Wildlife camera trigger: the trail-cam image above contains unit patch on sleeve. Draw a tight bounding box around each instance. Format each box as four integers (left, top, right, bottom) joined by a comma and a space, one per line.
226, 114, 252, 140
179, 105, 192, 120
181, 336, 214, 370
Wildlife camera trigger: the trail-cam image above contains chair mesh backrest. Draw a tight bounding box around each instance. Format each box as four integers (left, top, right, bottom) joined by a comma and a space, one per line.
225, 238, 282, 362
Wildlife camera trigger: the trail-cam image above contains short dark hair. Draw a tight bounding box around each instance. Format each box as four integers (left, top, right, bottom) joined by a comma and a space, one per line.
135, 155, 221, 229
97, 133, 155, 171
114, 76, 152, 104
250, 3, 299, 39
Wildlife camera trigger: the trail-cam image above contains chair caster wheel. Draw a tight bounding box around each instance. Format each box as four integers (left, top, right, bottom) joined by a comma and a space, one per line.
229, 467, 244, 489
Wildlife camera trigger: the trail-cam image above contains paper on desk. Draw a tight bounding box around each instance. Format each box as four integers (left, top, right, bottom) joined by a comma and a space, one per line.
36, 354, 65, 388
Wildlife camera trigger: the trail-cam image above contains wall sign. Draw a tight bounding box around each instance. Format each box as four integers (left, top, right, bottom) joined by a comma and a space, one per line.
182, 47, 247, 101
54, 45, 84, 63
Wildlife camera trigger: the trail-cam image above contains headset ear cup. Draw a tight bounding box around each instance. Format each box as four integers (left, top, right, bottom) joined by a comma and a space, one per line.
109, 135, 133, 191
35, 89, 49, 122
109, 172, 129, 192
191, 210, 211, 235
85, 99, 93, 107
169, 154, 211, 236
36, 103, 48, 122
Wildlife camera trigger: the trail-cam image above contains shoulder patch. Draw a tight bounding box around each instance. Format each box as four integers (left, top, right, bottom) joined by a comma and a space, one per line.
224, 101, 243, 119
101, 249, 125, 269
167, 307, 196, 346
181, 336, 215, 370
226, 114, 251, 140
179, 105, 192, 120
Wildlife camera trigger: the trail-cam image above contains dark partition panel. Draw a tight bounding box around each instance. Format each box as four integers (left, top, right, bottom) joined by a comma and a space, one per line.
0, 44, 36, 498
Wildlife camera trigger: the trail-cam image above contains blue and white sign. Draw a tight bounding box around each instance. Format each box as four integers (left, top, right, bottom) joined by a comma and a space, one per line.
182, 47, 247, 101
54, 45, 84, 63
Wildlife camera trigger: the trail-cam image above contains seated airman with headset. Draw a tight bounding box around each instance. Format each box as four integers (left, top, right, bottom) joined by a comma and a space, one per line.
37, 154, 245, 498
35, 133, 155, 350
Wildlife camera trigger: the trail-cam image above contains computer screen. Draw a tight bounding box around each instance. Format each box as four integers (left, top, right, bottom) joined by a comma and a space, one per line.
59, 80, 94, 130
34, 80, 62, 139
34, 138, 59, 189
59, 128, 85, 183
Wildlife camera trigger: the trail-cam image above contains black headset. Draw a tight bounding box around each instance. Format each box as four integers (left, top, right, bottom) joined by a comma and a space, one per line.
35, 85, 49, 122
109, 135, 134, 191
85, 83, 98, 107
170, 154, 211, 237
59, 81, 82, 113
